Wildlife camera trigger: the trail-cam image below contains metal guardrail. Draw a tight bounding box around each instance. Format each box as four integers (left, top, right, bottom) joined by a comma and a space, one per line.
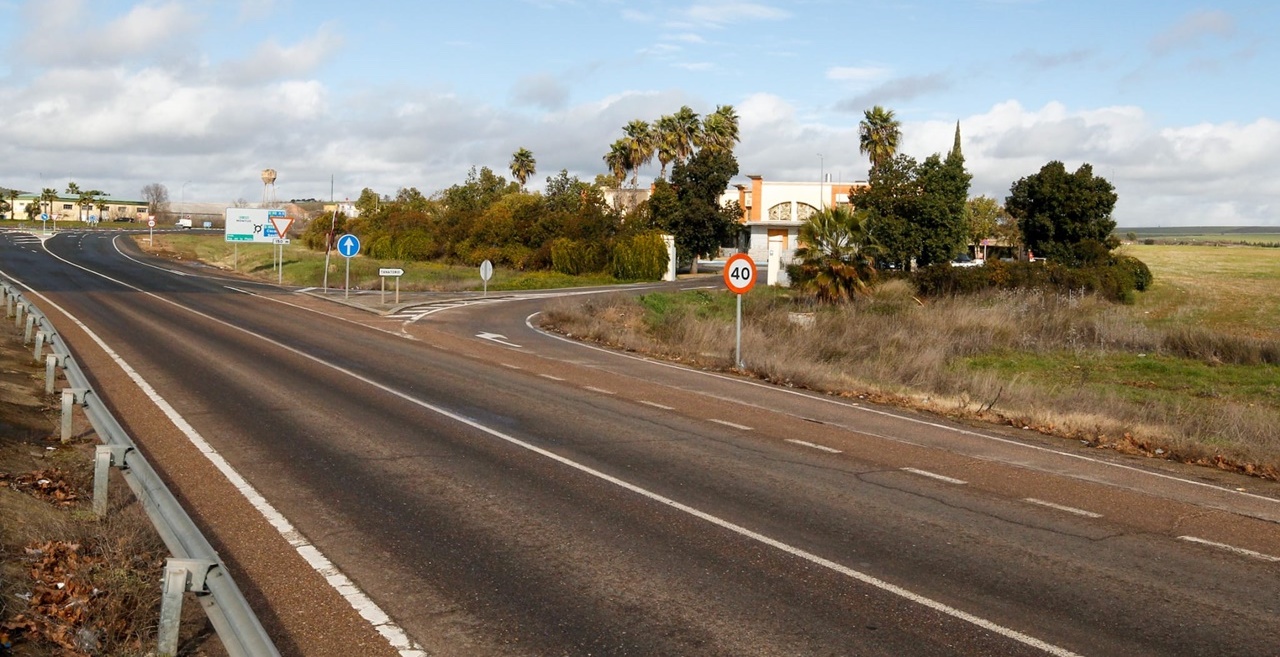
1, 279, 279, 657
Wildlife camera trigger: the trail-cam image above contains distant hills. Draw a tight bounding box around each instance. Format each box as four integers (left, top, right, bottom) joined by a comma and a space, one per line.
1118, 226, 1280, 237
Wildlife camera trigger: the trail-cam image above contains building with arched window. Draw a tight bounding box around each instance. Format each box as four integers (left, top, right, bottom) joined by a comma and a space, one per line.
722, 175, 868, 262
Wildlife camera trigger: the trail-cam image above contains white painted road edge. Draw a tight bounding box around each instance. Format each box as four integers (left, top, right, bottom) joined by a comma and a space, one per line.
43, 237, 1086, 656
24, 245, 430, 656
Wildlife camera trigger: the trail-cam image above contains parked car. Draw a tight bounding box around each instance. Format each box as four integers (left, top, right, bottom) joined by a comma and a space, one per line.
950, 254, 983, 267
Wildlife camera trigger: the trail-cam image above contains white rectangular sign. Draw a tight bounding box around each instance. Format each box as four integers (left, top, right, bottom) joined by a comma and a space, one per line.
379, 268, 405, 277
225, 208, 288, 243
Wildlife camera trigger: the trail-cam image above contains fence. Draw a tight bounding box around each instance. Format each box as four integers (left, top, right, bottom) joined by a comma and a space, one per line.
1, 280, 279, 657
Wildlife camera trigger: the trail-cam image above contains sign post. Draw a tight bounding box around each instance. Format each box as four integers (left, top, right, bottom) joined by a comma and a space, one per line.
723, 253, 757, 369
147, 216, 156, 244
379, 268, 404, 305
269, 216, 294, 286
479, 259, 493, 297
336, 234, 361, 300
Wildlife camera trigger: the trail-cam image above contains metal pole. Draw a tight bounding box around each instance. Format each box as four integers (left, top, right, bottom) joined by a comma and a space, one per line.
395, 277, 400, 305
344, 257, 350, 300
380, 276, 385, 305
735, 293, 743, 368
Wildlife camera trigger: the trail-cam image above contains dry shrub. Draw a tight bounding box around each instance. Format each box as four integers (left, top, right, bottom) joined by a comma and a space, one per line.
540, 285, 1280, 476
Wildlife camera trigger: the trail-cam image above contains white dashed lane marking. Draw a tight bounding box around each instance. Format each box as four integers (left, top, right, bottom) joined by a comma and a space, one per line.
709, 419, 753, 431
1179, 536, 1280, 563
786, 439, 843, 454
1024, 498, 1102, 518
638, 401, 674, 410
902, 468, 968, 485
583, 386, 615, 395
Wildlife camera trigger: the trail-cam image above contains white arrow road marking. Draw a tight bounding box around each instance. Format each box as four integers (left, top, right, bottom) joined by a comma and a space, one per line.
476, 332, 522, 348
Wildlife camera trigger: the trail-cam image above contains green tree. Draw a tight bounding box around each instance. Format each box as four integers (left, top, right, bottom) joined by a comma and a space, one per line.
700, 105, 740, 153
603, 139, 630, 187
858, 105, 901, 173
3, 188, 17, 220
648, 148, 740, 272
668, 105, 702, 166
623, 120, 655, 186
788, 206, 879, 303
509, 147, 537, 190
964, 196, 1005, 248
41, 187, 59, 222
654, 113, 680, 179
1005, 161, 1118, 263
854, 143, 971, 269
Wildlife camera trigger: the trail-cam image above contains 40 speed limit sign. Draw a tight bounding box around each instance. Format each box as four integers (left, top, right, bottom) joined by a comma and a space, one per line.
723, 253, 757, 294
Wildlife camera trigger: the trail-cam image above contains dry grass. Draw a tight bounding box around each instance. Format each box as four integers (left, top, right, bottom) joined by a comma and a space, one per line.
541, 279, 1280, 478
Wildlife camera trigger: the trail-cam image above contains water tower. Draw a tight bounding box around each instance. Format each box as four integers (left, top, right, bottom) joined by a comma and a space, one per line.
261, 169, 278, 207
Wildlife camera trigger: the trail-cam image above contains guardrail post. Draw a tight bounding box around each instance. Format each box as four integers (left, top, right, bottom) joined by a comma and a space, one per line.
5, 294, 13, 318
14, 301, 25, 327
45, 354, 59, 395
61, 388, 88, 443
158, 559, 216, 657
93, 445, 132, 517
23, 314, 35, 344
32, 330, 46, 362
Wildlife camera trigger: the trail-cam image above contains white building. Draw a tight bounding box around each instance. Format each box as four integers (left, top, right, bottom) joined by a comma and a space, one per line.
725, 175, 867, 262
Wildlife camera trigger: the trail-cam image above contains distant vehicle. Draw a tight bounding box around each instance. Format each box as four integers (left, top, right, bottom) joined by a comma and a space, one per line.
950, 254, 983, 267
176, 217, 193, 229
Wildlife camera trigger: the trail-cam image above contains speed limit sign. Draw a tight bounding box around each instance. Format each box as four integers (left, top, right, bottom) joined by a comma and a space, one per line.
723, 253, 757, 294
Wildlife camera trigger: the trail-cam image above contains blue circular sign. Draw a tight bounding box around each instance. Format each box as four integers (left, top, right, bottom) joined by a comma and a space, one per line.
41, 213, 48, 221
336, 234, 361, 258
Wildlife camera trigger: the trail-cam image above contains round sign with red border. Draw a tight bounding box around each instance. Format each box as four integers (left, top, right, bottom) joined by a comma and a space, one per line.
723, 253, 757, 294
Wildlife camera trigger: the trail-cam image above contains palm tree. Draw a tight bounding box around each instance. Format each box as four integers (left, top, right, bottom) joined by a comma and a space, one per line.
41, 187, 59, 223
858, 105, 901, 172
789, 206, 879, 303
603, 139, 630, 187
65, 182, 81, 222
4, 188, 18, 220
654, 114, 680, 179
623, 120, 655, 186
509, 147, 536, 190
699, 105, 740, 153
669, 105, 701, 165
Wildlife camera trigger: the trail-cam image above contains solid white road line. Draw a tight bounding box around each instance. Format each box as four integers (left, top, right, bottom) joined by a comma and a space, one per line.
1024, 498, 1103, 519
902, 468, 968, 485
785, 439, 843, 454
638, 400, 674, 411
709, 419, 753, 431
20, 254, 428, 656
1178, 536, 1280, 563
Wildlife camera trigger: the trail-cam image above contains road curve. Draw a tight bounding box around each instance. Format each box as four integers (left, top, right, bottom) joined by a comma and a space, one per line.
2, 228, 1276, 657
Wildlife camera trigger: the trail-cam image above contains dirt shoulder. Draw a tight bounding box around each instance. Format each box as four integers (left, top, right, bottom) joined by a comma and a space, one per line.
0, 309, 219, 655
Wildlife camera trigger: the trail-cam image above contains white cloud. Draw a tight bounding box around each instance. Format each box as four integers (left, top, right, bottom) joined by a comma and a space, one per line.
17, 0, 198, 66
682, 2, 790, 27
1150, 10, 1235, 55
218, 24, 344, 85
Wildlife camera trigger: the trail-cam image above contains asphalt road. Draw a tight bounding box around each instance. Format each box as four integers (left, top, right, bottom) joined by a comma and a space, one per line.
2, 228, 1278, 656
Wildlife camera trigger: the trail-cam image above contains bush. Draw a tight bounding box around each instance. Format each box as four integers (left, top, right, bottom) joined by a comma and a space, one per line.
550, 238, 607, 275
913, 256, 1155, 303
367, 234, 396, 259
611, 232, 669, 281
396, 230, 437, 260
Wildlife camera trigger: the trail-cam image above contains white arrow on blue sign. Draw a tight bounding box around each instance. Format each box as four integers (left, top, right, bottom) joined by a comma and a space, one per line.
336, 234, 361, 258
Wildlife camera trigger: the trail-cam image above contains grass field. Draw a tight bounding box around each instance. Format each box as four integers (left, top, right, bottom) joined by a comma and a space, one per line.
1122, 243, 1280, 339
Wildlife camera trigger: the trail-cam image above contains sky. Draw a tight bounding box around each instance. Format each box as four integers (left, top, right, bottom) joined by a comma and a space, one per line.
0, 0, 1277, 227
